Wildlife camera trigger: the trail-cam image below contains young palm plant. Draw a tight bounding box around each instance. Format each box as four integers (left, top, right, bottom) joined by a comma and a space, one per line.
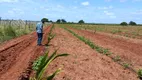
31, 50, 69, 80
46, 33, 56, 46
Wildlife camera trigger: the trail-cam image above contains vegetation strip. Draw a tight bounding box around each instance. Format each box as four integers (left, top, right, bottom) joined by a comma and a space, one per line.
61, 26, 142, 79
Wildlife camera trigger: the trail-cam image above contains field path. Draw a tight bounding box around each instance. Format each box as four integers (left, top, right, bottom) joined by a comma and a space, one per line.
70, 27, 142, 71
0, 25, 52, 80
46, 26, 138, 80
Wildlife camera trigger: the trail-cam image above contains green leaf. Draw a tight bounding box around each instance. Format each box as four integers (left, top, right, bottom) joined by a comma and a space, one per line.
54, 53, 69, 60
36, 52, 49, 78
46, 68, 61, 80
37, 50, 58, 80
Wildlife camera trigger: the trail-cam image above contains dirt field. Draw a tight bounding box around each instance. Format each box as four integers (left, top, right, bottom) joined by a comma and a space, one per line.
0, 25, 52, 80
0, 25, 140, 80
70, 27, 142, 71
45, 26, 138, 80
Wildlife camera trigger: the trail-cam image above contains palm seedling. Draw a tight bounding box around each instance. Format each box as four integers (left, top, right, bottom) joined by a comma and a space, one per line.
31, 50, 69, 80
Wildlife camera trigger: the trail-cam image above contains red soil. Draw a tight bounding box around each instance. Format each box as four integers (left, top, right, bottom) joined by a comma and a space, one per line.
0, 25, 52, 80
45, 27, 138, 80
71, 28, 142, 71
0, 25, 140, 80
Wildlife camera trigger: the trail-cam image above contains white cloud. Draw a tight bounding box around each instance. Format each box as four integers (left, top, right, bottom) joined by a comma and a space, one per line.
133, 0, 142, 1
120, 0, 127, 2
0, 0, 18, 3
105, 0, 128, 2
57, 5, 64, 8
131, 10, 142, 15
81, 1, 89, 6
104, 11, 114, 15
8, 8, 24, 16
104, 11, 116, 18
110, 15, 116, 18
105, 0, 112, 2
98, 6, 113, 10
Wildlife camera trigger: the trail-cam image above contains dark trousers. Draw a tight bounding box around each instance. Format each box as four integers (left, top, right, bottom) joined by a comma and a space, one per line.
37, 33, 43, 45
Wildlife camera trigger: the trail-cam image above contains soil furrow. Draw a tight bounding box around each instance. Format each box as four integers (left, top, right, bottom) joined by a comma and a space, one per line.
46, 26, 138, 80
70, 28, 142, 70
0, 25, 52, 80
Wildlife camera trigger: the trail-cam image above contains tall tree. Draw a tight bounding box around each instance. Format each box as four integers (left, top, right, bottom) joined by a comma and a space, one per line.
41, 18, 48, 22
78, 20, 85, 24
129, 21, 137, 26
61, 19, 67, 23
56, 19, 61, 23
120, 22, 128, 26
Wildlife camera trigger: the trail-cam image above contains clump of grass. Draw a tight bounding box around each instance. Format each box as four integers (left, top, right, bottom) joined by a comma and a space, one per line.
138, 69, 142, 79
122, 63, 130, 69
0, 28, 4, 42
113, 55, 121, 62
111, 30, 122, 34
4, 26, 16, 38
0, 25, 17, 41
31, 50, 69, 80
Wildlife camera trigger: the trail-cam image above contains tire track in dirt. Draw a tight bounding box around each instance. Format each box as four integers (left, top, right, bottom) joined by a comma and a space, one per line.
46, 27, 138, 80
70, 28, 142, 71
0, 25, 52, 80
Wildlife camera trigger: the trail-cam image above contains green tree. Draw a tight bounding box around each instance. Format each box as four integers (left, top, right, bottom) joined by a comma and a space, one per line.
78, 20, 85, 24
56, 19, 61, 23
129, 21, 137, 26
120, 22, 128, 26
41, 18, 48, 22
49, 20, 53, 22
61, 19, 67, 23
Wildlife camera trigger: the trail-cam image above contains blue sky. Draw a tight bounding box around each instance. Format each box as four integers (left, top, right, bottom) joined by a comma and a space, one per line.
0, 0, 142, 23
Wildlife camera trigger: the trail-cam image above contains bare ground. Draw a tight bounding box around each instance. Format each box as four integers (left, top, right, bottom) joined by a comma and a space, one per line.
46, 27, 138, 80
70, 28, 142, 71
0, 25, 52, 80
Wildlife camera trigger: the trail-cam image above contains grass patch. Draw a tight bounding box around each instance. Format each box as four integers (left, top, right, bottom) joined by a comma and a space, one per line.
113, 55, 121, 62
122, 63, 130, 69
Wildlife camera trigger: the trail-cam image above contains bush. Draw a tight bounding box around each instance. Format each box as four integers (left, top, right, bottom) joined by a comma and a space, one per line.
56, 19, 61, 23
120, 22, 128, 26
3, 26, 17, 41
78, 20, 85, 24
122, 63, 130, 69
41, 18, 48, 22
129, 21, 137, 26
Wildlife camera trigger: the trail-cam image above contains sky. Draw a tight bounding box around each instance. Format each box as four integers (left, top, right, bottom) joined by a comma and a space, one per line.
0, 0, 142, 23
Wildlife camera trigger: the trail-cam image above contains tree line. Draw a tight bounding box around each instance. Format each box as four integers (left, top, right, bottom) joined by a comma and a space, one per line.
18, 18, 139, 26
120, 21, 137, 26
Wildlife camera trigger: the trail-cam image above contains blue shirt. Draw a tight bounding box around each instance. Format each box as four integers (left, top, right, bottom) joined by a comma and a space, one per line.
36, 22, 43, 33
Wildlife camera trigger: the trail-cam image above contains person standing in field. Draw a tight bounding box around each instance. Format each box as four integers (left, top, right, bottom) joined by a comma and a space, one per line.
36, 20, 45, 46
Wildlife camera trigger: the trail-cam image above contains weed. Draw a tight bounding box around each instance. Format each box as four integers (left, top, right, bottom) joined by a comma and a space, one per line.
122, 63, 130, 69
111, 30, 122, 34
138, 69, 142, 79
4, 26, 16, 37
113, 55, 121, 62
